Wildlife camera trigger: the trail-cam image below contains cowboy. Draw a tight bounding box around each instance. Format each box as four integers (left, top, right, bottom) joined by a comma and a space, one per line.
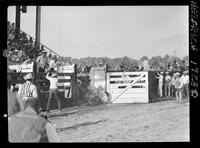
164, 71, 171, 97
8, 96, 61, 142
17, 73, 38, 111
46, 68, 62, 113
181, 70, 189, 101
155, 71, 164, 97
174, 72, 183, 103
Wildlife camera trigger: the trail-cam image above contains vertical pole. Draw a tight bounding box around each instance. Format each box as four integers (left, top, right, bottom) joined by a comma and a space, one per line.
15, 6, 21, 36
74, 64, 77, 106
35, 6, 41, 44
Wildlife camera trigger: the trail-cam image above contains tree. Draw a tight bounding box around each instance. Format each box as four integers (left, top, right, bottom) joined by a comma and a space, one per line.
140, 56, 148, 61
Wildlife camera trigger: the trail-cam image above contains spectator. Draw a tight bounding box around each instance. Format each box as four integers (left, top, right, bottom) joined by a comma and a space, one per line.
8, 96, 61, 142
174, 72, 183, 103
48, 55, 58, 72
181, 70, 189, 101
36, 51, 48, 73
17, 73, 38, 111
155, 71, 164, 97
164, 71, 171, 97
46, 68, 62, 113
7, 75, 20, 117
169, 73, 177, 100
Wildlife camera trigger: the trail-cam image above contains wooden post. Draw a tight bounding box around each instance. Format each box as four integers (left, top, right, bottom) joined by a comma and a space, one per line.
15, 6, 21, 37
73, 64, 77, 106
35, 6, 41, 44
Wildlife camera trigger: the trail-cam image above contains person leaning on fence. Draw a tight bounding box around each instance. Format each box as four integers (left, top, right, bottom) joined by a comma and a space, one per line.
8, 96, 61, 142
36, 51, 48, 73
174, 72, 183, 103
17, 73, 38, 111
46, 68, 62, 113
181, 70, 189, 102
155, 71, 164, 97
164, 71, 171, 97
47, 55, 58, 72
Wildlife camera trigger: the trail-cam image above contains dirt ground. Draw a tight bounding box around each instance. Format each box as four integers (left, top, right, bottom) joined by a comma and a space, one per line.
48, 99, 189, 142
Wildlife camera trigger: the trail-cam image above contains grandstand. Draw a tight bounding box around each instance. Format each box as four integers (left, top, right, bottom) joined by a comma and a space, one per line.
5, 21, 62, 66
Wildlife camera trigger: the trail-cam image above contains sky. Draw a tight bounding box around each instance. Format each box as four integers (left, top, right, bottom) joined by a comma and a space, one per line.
7, 6, 189, 59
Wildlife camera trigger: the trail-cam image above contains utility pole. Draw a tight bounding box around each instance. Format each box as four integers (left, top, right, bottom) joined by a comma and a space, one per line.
173, 50, 176, 57
35, 6, 41, 44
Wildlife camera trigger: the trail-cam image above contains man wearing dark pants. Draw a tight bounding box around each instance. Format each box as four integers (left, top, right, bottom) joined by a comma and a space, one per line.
46, 68, 62, 113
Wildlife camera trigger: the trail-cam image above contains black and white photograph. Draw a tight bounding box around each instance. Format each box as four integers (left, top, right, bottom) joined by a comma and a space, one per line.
1, 3, 197, 143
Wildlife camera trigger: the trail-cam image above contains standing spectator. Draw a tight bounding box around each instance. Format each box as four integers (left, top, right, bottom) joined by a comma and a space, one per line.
7, 75, 20, 117
164, 71, 171, 97
181, 70, 189, 101
155, 71, 164, 97
17, 73, 38, 111
174, 73, 183, 103
48, 55, 58, 72
8, 97, 61, 142
46, 68, 62, 113
36, 51, 48, 73
169, 73, 177, 100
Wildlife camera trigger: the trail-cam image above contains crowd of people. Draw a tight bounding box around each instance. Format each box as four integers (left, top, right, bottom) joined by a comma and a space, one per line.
5, 21, 56, 66
155, 70, 189, 103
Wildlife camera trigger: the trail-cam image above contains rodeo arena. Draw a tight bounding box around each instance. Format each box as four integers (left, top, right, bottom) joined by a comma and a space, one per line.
5, 6, 189, 142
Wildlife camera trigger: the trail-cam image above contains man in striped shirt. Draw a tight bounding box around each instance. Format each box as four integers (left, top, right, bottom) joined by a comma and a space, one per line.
8, 97, 61, 142
17, 73, 38, 111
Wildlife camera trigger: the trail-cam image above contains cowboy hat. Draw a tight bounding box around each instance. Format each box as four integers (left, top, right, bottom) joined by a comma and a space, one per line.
23, 73, 33, 80
52, 55, 57, 59
165, 71, 169, 74
160, 72, 164, 74
51, 73, 57, 78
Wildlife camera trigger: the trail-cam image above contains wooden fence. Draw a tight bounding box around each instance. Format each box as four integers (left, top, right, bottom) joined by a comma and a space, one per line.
106, 71, 149, 103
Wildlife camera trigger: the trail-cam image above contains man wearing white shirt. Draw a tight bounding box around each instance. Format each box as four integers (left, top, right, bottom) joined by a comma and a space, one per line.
174, 73, 184, 103
155, 71, 164, 97
181, 70, 189, 101
164, 71, 171, 97
46, 68, 62, 113
36, 51, 48, 72
48, 55, 58, 72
